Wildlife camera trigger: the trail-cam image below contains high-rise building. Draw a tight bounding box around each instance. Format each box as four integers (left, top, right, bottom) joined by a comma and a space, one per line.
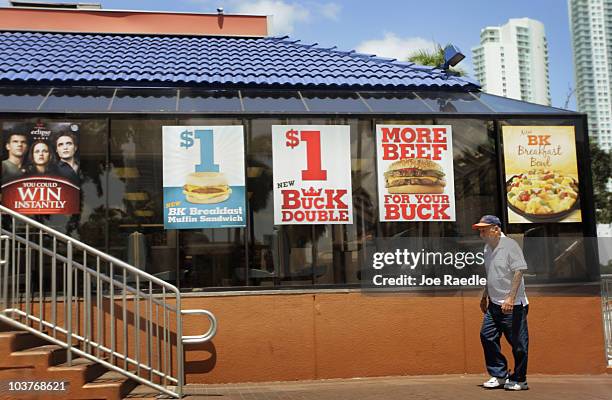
569, 0, 612, 152
472, 18, 551, 106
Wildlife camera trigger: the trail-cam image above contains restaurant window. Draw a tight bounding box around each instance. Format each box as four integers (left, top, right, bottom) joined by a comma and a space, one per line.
498, 118, 597, 283
246, 118, 283, 287
176, 118, 247, 290
0, 117, 108, 295
0, 111, 593, 291
108, 118, 178, 285
436, 118, 500, 237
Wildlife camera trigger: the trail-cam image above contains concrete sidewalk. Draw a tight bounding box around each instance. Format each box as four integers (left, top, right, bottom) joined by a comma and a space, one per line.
176, 374, 612, 400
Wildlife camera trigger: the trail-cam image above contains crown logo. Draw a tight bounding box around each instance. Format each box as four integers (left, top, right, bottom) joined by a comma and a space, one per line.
301, 187, 322, 197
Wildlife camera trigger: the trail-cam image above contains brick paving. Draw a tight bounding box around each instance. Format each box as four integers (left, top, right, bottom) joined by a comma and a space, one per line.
181, 374, 612, 400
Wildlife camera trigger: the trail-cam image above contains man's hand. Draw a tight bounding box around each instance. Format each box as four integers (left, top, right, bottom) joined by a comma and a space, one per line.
480, 296, 488, 313
502, 270, 523, 314
501, 296, 515, 314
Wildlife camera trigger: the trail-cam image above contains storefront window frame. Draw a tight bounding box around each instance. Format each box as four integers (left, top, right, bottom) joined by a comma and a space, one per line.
0, 97, 593, 292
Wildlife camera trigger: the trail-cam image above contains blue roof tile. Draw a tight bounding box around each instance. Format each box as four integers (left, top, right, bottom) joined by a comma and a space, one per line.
0, 31, 480, 90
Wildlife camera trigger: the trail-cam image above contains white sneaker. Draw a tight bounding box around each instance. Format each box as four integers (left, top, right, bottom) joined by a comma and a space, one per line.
504, 380, 529, 390
483, 376, 507, 388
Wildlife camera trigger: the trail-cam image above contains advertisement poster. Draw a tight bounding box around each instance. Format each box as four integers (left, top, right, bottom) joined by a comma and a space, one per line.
162, 126, 246, 229
376, 125, 455, 222
272, 125, 353, 225
1, 121, 80, 214
502, 125, 581, 223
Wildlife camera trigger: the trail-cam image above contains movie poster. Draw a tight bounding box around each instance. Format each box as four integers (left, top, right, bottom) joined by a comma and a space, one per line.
1, 121, 81, 214
502, 126, 582, 223
162, 126, 246, 229
272, 125, 353, 225
376, 125, 455, 222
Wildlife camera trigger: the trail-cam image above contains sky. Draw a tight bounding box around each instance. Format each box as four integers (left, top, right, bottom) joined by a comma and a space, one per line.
9, 0, 577, 109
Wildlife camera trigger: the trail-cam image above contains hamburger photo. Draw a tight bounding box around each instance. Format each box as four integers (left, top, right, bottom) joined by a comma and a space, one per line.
183, 172, 232, 204
384, 158, 446, 194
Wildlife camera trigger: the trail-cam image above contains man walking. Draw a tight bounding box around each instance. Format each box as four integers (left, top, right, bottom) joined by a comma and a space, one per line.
472, 215, 529, 391
2, 132, 28, 183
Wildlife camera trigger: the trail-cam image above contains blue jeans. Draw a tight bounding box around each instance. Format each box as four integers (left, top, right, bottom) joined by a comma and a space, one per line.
480, 302, 529, 382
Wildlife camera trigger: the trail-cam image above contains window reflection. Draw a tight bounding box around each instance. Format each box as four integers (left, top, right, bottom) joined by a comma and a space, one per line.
109, 119, 178, 284
176, 118, 247, 289
247, 118, 281, 286
360, 92, 431, 113
41, 88, 114, 112
416, 92, 492, 113
242, 90, 306, 112
0, 87, 50, 111
302, 92, 370, 113
0, 113, 592, 290
112, 89, 177, 112
500, 119, 595, 283
0, 117, 108, 295
178, 89, 242, 112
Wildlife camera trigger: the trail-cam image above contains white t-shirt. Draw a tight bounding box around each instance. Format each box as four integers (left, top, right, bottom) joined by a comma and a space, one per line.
483, 234, 529, 306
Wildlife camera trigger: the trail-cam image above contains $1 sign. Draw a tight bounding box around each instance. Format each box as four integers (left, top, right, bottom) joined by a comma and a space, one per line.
179, 129, 219, 172
285, 129, 327, 181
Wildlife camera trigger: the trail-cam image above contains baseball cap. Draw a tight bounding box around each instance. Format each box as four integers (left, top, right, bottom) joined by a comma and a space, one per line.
471, 215, 502, 229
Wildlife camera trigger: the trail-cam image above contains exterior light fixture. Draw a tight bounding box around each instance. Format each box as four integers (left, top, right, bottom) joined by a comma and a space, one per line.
442, 44, 465, 69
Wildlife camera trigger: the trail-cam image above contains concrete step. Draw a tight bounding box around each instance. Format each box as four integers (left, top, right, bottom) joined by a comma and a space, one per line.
0, 326, 163, 400
0, 319, 17, 331
48, 357, 108, 387
0, 330, 49, 353
6, 344, 67, 369
80, 370, 139, 399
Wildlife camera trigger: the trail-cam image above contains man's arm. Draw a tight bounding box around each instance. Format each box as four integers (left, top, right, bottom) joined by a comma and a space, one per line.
501, 270, 523, 314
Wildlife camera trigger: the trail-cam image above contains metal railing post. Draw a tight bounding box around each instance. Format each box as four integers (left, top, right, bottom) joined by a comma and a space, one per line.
176, 295, 183, 398
66, 241, 73, 366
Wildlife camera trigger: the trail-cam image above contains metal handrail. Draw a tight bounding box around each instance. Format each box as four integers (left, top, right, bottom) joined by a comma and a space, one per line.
0, 205, 217, 398
601, 274, 612, 366
181, 309, 218, 344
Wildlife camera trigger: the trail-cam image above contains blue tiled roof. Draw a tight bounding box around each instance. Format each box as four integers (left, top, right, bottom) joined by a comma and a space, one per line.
0, 31, 479, 90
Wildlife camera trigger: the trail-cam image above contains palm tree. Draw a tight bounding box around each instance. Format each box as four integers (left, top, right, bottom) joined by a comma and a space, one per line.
407, 44, 466, 76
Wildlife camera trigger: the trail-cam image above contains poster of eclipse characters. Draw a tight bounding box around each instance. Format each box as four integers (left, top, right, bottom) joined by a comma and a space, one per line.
1, 121, 80, 215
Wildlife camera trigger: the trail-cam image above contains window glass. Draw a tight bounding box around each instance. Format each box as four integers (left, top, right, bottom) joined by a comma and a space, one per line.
416, 92, 492, 113
108, 118, 178, 284
311, 118, 374, 285
302, 92, 369, 113
242, 90, 306, 112
111, 89, 177, 112
246, 118, 283, 287
41, 87, 114, 112
498, 118, 595, 283
176, 118, 247, 289
0, 117, 108, 295
280, 118, 354, 287
0, 112, 590, 291
0, 87, 50, 111
478, 93, 573, 114
360, 92, 432, 113
436, 119, 500, 236
178, 89, 241, 112
0, 117, 108, 245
